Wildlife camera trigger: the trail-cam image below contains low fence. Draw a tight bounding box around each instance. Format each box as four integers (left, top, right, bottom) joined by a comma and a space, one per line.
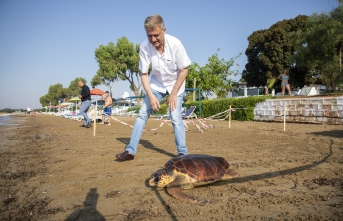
254, 96, 343, 125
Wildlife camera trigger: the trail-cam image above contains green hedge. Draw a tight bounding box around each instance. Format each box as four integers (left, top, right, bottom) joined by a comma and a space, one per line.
127, 96, 274, 121
127, 104, 169, 115
186, 96, 273, 121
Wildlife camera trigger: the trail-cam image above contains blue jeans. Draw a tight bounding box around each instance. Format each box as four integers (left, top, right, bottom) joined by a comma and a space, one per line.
80, 100, 92, 125
126, 89, 188, 155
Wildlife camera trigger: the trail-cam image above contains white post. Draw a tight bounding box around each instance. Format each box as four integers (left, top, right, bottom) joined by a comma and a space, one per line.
272, 89, 275, 96
193, 78, 196, 101
244, 88, 247, 97
94, 106, 96, 136
94, 96, 97, 136
283, 103, 286, 131
229, 105, 232, 129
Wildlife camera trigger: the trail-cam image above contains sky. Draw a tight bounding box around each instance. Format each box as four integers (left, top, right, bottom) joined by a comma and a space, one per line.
0, 0, 339, 109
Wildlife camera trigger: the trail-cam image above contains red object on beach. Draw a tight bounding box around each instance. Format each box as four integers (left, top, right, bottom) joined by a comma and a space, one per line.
90, 88, 105, 96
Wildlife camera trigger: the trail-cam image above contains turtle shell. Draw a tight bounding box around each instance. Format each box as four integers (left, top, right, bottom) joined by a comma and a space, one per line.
164, 154, 229, 182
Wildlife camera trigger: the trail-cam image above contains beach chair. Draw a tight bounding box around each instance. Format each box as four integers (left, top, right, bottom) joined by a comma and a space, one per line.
119, 109, 128, 116
182, 106, 197, 119
88, 110, 102, 122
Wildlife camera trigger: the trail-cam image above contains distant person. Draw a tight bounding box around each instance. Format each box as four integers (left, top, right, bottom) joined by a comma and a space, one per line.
278, 69, 292, 96
78, 80, 92, 128
116, 14, 191, 161
26, 107, 31, 114
99, 91, 112, 125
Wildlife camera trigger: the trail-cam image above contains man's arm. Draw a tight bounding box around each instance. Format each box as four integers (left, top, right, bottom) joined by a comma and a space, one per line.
168, 67, 188, 111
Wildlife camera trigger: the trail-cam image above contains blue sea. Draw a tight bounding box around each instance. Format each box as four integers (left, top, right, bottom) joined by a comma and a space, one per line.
0, 115, 13, 126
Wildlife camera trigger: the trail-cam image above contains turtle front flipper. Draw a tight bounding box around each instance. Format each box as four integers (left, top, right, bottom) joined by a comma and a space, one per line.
225, 168, 239, 178
167, 180, 199, 203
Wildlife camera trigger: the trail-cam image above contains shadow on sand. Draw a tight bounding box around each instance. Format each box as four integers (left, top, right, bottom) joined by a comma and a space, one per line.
310, 130, 343, 139
65, 188, 105, 221
116, 138, 175, 158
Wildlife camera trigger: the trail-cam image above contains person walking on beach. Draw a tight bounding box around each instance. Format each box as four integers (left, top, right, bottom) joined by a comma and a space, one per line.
99, 91, 112, 125
78, 80, 92, 128
278, 69, 292, 96
116, 14, 191, 161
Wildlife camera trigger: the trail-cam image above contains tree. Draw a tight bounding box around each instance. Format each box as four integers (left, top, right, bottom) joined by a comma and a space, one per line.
292, 6, 343, 91
93, 43, 117, 97
244, 15, 308, 91
94, 37, 141, 102
39, 83, 66, 106
67, 77, 87, 98
186, 50, 241, 99
39, 77, 86, 107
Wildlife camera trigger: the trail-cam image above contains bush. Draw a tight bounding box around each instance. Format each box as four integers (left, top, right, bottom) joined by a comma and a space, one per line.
126, 96, 273, 121
127, 104, 169, 115
185, 96, 273, 121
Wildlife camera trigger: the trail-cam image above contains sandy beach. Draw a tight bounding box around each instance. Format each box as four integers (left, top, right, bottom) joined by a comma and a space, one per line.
0, 113, 342, 220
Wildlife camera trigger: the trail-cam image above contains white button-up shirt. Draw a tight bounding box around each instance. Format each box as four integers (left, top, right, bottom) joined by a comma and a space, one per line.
139, 34, 191, 96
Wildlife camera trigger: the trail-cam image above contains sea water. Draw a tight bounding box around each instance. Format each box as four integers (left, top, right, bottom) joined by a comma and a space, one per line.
0, 115, 13, 126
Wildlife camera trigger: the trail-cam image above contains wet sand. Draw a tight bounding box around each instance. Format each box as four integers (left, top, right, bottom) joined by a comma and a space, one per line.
0, 113, 342, 220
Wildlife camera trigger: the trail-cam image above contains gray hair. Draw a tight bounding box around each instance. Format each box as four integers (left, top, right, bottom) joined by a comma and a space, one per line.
144, 14, 164, 29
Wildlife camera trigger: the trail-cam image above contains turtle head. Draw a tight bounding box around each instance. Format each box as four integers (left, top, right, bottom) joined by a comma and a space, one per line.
149, 169, 171, 188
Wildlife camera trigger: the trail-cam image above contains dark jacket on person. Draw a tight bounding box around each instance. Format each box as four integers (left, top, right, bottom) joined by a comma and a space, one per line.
81, 85, 91, 102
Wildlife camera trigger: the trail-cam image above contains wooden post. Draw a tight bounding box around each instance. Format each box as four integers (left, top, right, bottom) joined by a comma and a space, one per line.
193, 78, 196, 101
229, 105, 231, 129
94, 105, 96, 136
283, 103, 286, 131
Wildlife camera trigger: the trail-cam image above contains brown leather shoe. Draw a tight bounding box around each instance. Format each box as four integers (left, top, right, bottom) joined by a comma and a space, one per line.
116, 151, 134, 161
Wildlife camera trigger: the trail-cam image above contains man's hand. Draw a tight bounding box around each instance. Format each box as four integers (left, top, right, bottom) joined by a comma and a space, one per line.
78, 95, 82, 99
149, 96, 160, 111
168, 94, 177, 112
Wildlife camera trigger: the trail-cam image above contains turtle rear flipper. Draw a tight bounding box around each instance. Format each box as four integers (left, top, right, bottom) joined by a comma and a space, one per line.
167, 180, 200, 203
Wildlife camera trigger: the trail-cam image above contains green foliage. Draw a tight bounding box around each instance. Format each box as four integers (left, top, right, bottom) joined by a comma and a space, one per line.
127, 104, 168, 115
39, 83, 65, 107
127, 96, 273, 121
186, 96, 271, 121
0, 108, 16, 113
244, 15, 308, 90
186, 50, 241, 99
39, 77, 86, 107
94, 37, 141, 100
292, 6, 343, 91
67, 77, 86, 97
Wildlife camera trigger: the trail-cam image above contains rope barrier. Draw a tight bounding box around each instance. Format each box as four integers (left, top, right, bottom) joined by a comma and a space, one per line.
108, 102, 343, 134
111, 116, 167, 132
110, 114, 216, 133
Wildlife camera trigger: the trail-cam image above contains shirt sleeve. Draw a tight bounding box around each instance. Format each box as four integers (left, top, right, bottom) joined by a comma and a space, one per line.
139, 45, 150, 73
175, 42, 191, 70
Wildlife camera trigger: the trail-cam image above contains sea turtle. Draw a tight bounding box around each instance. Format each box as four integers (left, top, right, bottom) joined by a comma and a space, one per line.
148, 154, 238, 203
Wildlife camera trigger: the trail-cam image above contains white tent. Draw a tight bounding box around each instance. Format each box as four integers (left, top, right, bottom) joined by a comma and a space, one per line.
298, 86, 321, 96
